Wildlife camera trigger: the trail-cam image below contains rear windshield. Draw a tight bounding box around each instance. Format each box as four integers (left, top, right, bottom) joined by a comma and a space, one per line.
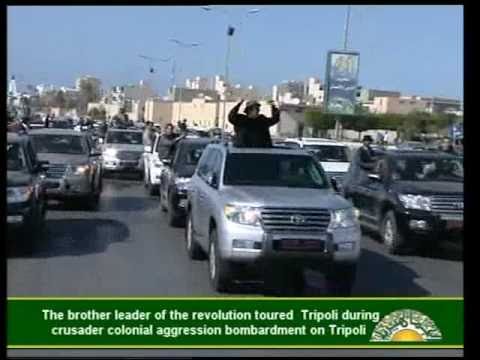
106, 131, 143, 145
304, 145, 349, 162
391, 156, 463, 182
31, 134, 87, 155
224, 153, 329, 189
174, 143, 209, 178
7, 143, 27, 171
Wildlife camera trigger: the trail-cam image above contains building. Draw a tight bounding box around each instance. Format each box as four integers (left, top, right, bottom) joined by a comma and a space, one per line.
185, 76, 210, 90
369, 96, 428, 114
75, 75, 102, 93
169, 87, 220, 103
35, 84, 56, 96
304, 77, 324, 105
143, 98, 274, 133
421, 96, 462, 115
358, 88, 401, 103
273, 80, 305, 105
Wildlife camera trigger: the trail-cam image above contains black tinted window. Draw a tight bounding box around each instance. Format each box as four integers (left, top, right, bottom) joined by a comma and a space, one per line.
391, 156, 463, 182
174, 142, 209, 178
31, 135, 87, 155
7, 143, 26, 171
224, 153, 329, 189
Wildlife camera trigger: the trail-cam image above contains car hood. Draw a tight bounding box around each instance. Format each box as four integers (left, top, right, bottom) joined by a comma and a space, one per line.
392, 181, 463, 196
104, 144, 144, 152
220, 186, 351, 210
320, 162, 350, 173
37, 153, 90, 166
7, 170, 33, 187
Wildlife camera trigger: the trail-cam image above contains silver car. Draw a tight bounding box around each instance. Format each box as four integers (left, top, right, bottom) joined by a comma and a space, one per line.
29, 129, 103, 210
186, 144, 362, 295
102, 128, 145, 178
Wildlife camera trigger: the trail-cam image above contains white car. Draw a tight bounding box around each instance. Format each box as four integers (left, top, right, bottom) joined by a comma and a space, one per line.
283, 138, 352, 188
143, 133, 171, 196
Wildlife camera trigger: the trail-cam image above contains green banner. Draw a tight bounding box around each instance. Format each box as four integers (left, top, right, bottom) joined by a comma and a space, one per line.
8, 297, 463, 348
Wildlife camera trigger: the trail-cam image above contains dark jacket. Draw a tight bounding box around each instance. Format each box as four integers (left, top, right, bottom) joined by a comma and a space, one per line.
228, 102, 280, 148
357, 145, 376, 171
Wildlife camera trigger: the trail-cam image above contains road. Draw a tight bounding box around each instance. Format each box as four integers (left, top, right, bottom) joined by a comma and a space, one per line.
7, 176, 463, 297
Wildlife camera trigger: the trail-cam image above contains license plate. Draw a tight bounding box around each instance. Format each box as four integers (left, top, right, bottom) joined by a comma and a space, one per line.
277, 239, 324, 251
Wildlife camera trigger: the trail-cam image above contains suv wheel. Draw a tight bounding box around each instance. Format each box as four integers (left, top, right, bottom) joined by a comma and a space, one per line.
208, 227, 232, 292
185, 212, 205, 260
381, 211, 404, 254
160, 190, 168, 212
325, 264, 356, 296
167, 196, 182, 227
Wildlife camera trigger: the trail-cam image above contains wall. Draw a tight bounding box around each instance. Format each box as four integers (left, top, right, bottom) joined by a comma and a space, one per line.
372, 96, 427, 114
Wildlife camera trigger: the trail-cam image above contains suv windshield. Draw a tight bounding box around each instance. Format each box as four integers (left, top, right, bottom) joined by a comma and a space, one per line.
175, 143, 209, 178
391, 156, 463, 182
7, 143, 27, 171
304, 145, 349, 162
224, 153, 329, 189
31, 134, 87, 155
106, 131, 143, 145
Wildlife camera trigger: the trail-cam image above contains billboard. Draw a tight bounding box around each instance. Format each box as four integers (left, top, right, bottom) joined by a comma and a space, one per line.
324, 50, 360, 115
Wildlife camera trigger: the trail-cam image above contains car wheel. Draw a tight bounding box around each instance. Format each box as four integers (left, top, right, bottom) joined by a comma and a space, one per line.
208, 227, 232, 292
185, 212, 205, 260
325, 264, 357, 296
144, 169, 149, 188
381, 210, 404, 254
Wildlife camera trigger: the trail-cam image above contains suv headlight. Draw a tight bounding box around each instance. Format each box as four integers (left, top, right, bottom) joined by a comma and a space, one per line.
398, 194, 431, 211
103, 148, 117, 158
7, 186, 33, 203
74, 165, 91, 175
328, 208, 357, 229
224, 204, 262, 227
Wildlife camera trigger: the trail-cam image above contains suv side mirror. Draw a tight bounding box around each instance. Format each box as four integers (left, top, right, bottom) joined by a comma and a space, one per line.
90, 149, 102, 157
368, 173, 381, 181
161, 158, 172, 166
207, 173, 219, 188
144, 145, 152, 153
330, 177, 339, 192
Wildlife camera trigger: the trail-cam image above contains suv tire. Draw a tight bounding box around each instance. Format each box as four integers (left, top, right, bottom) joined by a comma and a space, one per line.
381, 210, 404, 254
167, 197, 182, 227
185, 211, 205, 260
208, 227, 232, 292
325, 263, 356, 296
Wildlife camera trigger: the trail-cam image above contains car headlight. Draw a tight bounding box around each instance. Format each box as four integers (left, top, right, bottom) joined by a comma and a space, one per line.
175, 177, 190, 191
224, 204, 262, 226
398, 194, 431, 211
7, 186, 33, 203
103, 148, 118, 158
328, 208, 358, 229
74, 165, 91, 175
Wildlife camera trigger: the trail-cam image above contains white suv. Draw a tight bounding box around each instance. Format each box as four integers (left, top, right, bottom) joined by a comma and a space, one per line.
143, 133, 171, 196
283, 138, 351, 188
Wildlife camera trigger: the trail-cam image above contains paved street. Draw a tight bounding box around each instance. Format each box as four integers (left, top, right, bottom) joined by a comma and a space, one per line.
7, 176, 463, 297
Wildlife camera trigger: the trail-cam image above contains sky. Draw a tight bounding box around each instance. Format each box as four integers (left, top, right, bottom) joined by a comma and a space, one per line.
7, 5, 463, 99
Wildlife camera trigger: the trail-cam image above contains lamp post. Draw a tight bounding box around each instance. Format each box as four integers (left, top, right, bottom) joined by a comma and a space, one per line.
201, 6, 262, 134
168, 39, 201, 125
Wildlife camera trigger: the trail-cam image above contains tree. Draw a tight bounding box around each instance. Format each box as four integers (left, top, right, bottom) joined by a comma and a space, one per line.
305, 110, 335, 137
54, 91, 66, 109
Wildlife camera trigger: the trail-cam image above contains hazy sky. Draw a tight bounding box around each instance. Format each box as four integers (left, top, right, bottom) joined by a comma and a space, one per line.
7, 5, 463, 99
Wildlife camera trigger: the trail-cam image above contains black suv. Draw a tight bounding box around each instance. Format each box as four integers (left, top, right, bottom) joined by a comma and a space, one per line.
160, 137, 212, 227
7, 133, 49, 246
342, 149, 463, 254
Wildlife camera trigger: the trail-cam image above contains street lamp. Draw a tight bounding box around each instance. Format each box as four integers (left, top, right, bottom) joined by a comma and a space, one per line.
169, 38, 201, 124
200, 6, 262, 132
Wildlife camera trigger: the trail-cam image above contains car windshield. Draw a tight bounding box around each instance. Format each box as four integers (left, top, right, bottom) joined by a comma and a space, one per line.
7, 143, 27, 171
175, 143, 209, 178
392, 156, 463, 182
305, 145, 349, 162
224, 153, 329, 189
106, 131, 143, 145
31, 134, 87, 155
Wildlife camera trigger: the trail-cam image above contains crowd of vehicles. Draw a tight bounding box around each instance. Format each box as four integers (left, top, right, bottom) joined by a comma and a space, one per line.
7, 121, 464, 293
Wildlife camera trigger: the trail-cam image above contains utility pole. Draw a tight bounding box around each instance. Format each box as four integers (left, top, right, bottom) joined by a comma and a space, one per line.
222, 26, 234, 140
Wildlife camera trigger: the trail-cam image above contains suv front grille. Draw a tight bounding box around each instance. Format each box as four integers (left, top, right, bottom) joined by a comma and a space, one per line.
117, 151, 141, 161
46, 164, 67, 179
430, 195, 464, 215
261, 207, 331, 233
